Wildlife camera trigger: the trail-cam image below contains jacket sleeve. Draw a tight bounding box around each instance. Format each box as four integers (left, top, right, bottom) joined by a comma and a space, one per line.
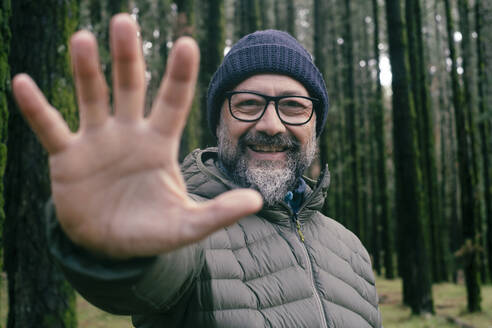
45, 200, 204, 315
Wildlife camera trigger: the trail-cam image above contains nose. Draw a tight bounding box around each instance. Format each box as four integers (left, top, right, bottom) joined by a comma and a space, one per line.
254, 101, 286, 135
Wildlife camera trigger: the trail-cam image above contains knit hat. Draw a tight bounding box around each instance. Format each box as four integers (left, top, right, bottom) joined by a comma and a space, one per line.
206, 29, 329, 137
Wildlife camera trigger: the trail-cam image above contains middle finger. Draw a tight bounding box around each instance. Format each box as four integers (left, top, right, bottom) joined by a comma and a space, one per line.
110, 14, 146, 122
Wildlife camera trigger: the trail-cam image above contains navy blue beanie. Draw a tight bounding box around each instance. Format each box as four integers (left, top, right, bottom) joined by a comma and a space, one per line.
206, 29, 329, 137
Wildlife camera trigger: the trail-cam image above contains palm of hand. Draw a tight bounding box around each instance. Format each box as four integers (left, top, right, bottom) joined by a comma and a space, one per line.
13, 14, 262, 259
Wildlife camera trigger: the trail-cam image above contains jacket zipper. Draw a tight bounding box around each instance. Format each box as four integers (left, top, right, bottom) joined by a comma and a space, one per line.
294, 212, 305, 242
291, 211, 328, 328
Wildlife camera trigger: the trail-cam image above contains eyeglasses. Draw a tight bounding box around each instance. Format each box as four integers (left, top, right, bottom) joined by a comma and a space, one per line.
225, 91, 318, 125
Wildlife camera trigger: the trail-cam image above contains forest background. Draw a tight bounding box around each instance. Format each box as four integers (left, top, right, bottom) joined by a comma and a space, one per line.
0, 0, 491, 327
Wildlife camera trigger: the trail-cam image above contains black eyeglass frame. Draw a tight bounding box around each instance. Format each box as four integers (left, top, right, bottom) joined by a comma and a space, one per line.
224, 91, 319, 126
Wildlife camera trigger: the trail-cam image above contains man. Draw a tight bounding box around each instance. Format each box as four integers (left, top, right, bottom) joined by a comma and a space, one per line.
13, 14, 381, 328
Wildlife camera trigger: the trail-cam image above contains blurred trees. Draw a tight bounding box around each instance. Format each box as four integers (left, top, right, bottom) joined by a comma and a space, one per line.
0, 0, 491, 325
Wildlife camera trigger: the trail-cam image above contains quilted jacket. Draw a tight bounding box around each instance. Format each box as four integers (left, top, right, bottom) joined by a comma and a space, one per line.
47, 148, 382, 328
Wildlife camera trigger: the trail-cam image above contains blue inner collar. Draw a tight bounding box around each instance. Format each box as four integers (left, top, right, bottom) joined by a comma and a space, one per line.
284, 178, 306, 214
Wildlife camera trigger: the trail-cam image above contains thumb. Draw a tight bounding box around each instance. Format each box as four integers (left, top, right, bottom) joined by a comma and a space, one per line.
190, 189, 263, 239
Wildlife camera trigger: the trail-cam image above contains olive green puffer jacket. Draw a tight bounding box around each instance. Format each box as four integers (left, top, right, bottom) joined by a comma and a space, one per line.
48, 148, 382, 328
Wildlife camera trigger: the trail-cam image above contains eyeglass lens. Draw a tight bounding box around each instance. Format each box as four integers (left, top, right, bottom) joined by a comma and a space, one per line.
229, 92, 313, 124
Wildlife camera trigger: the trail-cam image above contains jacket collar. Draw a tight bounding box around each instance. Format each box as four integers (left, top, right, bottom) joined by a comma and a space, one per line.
182, 147, 331, 226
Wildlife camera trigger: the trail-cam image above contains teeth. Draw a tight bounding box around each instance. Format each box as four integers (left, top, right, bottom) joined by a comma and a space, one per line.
250, 145, 286, 152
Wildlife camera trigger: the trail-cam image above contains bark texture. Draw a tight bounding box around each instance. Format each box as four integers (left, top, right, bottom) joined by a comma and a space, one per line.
4, 1, 78, 326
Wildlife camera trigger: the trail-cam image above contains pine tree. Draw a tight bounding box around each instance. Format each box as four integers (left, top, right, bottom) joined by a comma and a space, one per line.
459, 0, 486, 283
372, 0, 394, 279
274, 0, 286, 31
198, 0, 225, 148
385, 0, 434, 314
235, 0, 260, 40
475, 0, 492, 283
433, 0, 454, 282
286, 0, 295, 36
314, 0, 328, 169
342, 0, 362, 239
328, 0, 345, 225
134, 0, 171, 114
259, 0, 273, 30
4, 0, 79, 326
174, 0, 202, 160
443, 0, 482, 312
405, 0, 443, 283
175, 0, 194, 37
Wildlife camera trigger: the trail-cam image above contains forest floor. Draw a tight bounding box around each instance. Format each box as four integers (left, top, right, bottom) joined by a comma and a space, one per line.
377, 276, 492, 327
1, 274, 491, 327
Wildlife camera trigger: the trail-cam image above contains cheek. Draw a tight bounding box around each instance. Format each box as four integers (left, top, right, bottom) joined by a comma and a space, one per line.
224, 111, 255, 139
288, 125, 315, 146
219, 107, 251, 143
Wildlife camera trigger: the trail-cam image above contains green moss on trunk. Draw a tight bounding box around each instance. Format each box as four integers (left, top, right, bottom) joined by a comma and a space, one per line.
4, 1, 79, 327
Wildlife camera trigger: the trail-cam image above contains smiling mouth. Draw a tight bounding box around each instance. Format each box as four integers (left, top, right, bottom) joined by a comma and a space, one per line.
248, 144, 288, 152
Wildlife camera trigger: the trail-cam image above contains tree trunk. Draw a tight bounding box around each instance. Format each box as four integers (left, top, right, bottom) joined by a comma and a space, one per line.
342, 0, 361, 240
198, 0, 225, 148
314, 0, 328, 182
0, 0, 11, 297
274, 0, 283, 31
286, 0, 295, 36
385, 0, 434, 314
405, 0, 443, 283
4, 1, 79, 327
458, 0, 486, 284
259, 0, 273, 30
174, 0, 201, 161
475, 0, 492, 283
356, 1, 371, 250
175, 0, 194, 38
328, 0, 345, 225
443, 0, 482, 312
134, 0, 171, 114
235, 0, 260, 40
372, 0, 394, 279
434, 0, 452, 282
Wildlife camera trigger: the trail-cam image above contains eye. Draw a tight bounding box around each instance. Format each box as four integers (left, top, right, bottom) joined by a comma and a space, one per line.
237, 99, 263, 107
282, 99, 306, 108
230, 93, 265, 112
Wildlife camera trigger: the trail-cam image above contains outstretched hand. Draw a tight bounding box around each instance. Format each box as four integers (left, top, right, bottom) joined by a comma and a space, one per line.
12, 14, 262, 258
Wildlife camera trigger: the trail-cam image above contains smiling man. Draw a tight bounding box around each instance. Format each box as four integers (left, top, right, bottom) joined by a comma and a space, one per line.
13, 14, 381, 328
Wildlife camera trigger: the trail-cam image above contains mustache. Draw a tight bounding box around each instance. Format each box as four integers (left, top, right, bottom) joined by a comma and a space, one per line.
237, 131, 300, 150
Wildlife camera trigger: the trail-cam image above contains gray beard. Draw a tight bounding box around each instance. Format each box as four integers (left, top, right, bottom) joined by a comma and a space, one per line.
217, 122, 317, 206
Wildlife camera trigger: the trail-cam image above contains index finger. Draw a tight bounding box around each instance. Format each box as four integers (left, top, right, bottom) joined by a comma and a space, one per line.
148, 37, 200, 138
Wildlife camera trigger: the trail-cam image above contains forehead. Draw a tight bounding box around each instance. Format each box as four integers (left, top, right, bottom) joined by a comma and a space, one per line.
233, 74, 309, 96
